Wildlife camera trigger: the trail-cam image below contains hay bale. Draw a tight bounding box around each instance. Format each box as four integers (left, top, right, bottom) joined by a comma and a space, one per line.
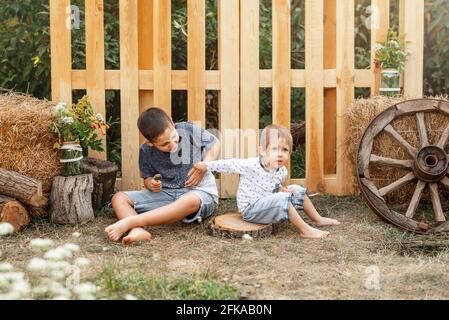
345, 95, 449, 204
0, 93, 61, 216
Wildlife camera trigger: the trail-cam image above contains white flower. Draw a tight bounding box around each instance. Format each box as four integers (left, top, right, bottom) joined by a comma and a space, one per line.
47, 260, 70, 271
74, 258, 90, 268
27, 258, 48, 273
102, 247, 109, 252
49, 270, 66, 281
63, 243, 80, 253
56, 102, 67, 109
0, 263, 14, 272
72, 232, 81, 238
30, 238, 55, 252
74, 283, 97, 299
10, 281, 30, 297
0, 222, 14, 236
62, 116, 74, 125
197, 217, 203, 223
125, 294, 138, 300
3, 272, 25, 282
0, 274, 10, 289
374, 44, 384, 51
95, 113, 104, 122
44, 247, 72, 261
242, 234, 253, 241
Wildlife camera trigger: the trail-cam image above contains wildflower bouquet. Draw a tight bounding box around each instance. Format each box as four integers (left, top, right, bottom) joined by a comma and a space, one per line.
48, 96, 110, 176
374, 29, 410, 72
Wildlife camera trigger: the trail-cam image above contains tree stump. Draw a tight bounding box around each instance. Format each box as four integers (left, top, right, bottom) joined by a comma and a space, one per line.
0, 195, 30, 232
49, 174, 94, 225
209, 213, 273, 238
81, 157, 118, 210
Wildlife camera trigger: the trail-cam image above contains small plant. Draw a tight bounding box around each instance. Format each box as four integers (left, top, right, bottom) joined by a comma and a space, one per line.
48, 96, 110, 176
374, 29, 411, 72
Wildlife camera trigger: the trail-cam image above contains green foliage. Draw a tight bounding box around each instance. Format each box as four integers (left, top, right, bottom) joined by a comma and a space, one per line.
374, 29, 410, 72
97, 265, 238, 300
0, 0, 50, 99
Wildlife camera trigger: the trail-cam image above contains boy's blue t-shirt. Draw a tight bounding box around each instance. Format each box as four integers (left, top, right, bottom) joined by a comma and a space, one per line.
139, 122, 218, 192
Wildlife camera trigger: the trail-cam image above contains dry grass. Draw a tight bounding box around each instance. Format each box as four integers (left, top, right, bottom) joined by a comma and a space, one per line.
3, 196, 449, 300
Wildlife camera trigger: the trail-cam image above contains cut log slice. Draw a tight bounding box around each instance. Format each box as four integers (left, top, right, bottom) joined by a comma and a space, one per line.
49, 174, 94, 225
209, 213, 273, 238
0, 195, 30, 232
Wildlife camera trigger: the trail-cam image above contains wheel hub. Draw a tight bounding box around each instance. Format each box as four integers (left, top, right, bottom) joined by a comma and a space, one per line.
413, 145, 449, 182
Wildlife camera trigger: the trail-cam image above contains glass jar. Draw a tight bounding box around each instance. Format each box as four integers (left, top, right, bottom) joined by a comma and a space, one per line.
60, 141, 83, 176
380, 68, 401, 97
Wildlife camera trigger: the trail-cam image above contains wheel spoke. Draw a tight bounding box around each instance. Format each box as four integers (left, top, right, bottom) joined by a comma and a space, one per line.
441, 176, 449, 189
384, 125, 417, 158
437, 125, 449, 149
415, 112, 429, 147
370, 154, 413, 169
405, 181, 426, 218
429, 183, 446, 222
378, 172, 416, 197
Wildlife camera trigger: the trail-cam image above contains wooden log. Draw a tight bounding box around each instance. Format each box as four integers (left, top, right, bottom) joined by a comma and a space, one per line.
0, 195, 30, 232
0, 168, 48, 208
81, 157, 118, 210
209, 213, 273, 238
49, 174, 94, 225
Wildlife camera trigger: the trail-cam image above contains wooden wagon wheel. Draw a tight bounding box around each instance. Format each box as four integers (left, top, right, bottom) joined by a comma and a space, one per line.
357, 98, 449, 234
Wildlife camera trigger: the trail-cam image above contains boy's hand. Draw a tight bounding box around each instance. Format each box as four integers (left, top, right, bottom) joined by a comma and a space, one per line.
185, 163, 207, 188
146, 177, 162, 192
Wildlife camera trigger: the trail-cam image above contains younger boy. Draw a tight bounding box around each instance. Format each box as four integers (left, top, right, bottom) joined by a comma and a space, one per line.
105, 107, 220, 244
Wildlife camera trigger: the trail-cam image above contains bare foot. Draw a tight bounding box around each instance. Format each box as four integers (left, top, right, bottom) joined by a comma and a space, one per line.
299, 227, 330, 239
122, 228, 152, 245
105, 220, 132, 242
314, 217, 340, 227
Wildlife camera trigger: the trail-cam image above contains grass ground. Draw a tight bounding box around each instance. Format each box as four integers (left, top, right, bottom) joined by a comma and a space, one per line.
3, 195, 449, 300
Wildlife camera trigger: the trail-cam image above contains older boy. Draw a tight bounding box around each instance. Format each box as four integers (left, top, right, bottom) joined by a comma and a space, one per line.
105, 107, 220, 244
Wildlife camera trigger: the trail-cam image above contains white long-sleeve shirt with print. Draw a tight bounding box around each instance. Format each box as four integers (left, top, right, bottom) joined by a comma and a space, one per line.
205, 157, 288, 212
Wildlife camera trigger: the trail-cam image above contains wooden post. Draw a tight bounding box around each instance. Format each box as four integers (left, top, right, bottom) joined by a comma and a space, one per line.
188, 0, 206, 126
50, 0, 72, 104
370, 0, 390, 96
219, 0, 240, 197
336, 0, 355, 195
153, 0, 172, 113
119, 0, 140, 190
400, 0, 424, 98
240, 0, 259, 158
324, 0, 337, 178
305, 0, 324, 192
86, 0, 107, 159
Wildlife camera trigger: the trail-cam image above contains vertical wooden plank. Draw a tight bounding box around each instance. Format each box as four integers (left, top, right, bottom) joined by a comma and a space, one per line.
400, 0, 424, 98
138, 0, 154, 146
305, 0, 324, 192
219, 0, 240, 197
153, 0, 172, 114
188, 0, 206, 126
120, 0, 140, 190
324, 0, 337, 176
240, 0, 259, 158
86, 0, 106, 160
50, 0, 72, 104
336, 0, 355, 195
272, 0, 291, 128
371, 0, 390, 95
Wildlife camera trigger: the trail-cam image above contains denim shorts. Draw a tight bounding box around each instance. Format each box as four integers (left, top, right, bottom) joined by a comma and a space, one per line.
124, 188, 218, 223
242, 184, 307, 224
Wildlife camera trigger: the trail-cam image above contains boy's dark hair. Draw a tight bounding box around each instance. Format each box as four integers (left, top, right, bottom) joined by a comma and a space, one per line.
137, 107, 174, 141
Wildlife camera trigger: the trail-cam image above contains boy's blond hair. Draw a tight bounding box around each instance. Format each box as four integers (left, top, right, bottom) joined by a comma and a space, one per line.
259, 124, 293, 153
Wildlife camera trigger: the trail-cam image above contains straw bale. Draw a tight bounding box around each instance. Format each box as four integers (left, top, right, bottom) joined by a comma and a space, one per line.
0, 93, 61, 216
